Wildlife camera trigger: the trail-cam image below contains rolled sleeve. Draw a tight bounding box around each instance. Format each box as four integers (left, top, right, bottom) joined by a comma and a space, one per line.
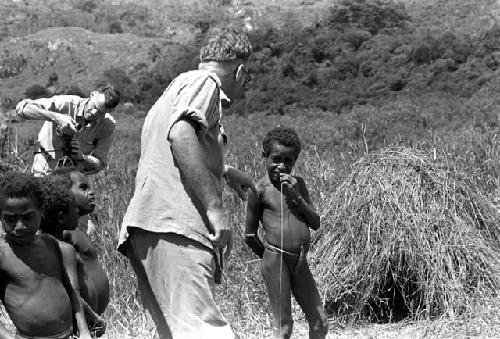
15, 98, 33, 117
167, 74, 220, 141
15, 95, 81, 119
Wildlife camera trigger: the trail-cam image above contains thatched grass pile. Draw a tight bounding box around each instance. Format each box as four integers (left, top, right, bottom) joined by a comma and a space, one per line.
313, 147, 500, 322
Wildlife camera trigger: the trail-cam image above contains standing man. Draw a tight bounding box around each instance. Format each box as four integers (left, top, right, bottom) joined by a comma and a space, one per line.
118, 27, 255, 339
16, 85, 121, 175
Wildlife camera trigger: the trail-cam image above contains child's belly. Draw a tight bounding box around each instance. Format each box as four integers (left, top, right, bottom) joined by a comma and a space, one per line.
262, 209, 311, 252
4, 277, 72, 336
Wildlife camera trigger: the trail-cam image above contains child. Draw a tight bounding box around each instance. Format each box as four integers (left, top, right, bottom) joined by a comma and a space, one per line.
53, 169, 110, 316
0, 171, 91, 339
39, 175, 106, 337
245, 127, 328, 339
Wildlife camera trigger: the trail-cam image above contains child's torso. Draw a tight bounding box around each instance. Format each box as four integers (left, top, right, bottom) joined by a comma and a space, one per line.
259, 180, 311, 252
0, 235, 72, 336
65, 228, 110, 314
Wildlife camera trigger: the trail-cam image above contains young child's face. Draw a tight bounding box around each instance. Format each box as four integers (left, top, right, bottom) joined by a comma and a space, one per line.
265, 142, 298, 183
0, 196, 42, 245
70, 171, 95, 215
60, 197, 80, 231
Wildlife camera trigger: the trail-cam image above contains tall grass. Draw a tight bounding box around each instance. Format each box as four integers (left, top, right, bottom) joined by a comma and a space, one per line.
1, 88, 500, 338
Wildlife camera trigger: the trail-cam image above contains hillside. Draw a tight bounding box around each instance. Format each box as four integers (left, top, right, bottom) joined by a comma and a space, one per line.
0, 27, 176, 100
1, 0, 500, 115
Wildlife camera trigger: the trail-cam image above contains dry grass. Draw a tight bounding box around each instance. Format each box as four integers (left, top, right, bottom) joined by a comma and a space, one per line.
1, 100, 500, 338
313, 147, 500, 323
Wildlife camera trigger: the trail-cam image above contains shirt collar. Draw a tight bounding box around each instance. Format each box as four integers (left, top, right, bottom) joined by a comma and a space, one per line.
205, 72, 230, 103
77, 98, 88, 119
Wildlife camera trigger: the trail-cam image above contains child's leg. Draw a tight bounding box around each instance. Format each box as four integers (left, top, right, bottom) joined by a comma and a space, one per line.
290, 260, 328, 339
261, 249, 293, 339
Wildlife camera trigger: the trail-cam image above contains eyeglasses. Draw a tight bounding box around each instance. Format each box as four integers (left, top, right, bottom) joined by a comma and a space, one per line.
241, 67, 252, 86
235, 65, 252, 87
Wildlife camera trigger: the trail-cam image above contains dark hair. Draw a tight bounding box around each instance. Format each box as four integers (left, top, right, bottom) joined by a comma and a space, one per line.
262, 126, 302, 158
97, 84, 121, 109
50, 167, 79, 186
0, 172, 45, 211
39, 176, 74, 234
200, 27, 252, 63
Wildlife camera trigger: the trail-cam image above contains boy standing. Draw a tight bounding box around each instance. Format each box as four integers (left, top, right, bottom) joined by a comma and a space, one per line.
0, 172, 91, 339
245, 127, 328, 339
62, 170, 110, 316
39, 174, 106, 337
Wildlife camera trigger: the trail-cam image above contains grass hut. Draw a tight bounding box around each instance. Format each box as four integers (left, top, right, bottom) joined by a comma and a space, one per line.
313, 147, 500, 322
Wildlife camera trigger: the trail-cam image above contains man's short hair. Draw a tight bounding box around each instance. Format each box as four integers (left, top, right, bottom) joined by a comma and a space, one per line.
97, 84, 121, 109
262, 126, 302, 158
200, 27, 253, 63
0, 172, 45, 211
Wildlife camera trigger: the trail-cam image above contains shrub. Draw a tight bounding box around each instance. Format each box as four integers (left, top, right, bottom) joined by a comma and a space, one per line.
74, 0, 97, 13
24, 84, 49, 99
0, 52, 27, 79
327, 0, 410, 34
148, 44, 161, 63
341, 29, 372, 50
409, 37, 442, 65
98, 68, 137, 103
108, 20, 123, 34
57, 85, 87, 97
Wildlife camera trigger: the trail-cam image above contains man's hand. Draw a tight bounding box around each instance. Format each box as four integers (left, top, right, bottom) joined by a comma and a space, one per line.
54, 113, 78, 135
70, 138, 84, 161
207, 209, 232, 256
224, 166, 256, 200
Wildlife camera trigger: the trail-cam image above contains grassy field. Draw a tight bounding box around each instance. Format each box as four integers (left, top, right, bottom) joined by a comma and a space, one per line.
2, 83, 500, 338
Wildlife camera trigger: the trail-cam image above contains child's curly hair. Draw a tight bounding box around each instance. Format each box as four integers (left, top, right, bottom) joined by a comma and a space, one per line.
0, 172, 45, 211
50, 167, 78, 186
262, 126, 302, 158
39, 175, 74, 235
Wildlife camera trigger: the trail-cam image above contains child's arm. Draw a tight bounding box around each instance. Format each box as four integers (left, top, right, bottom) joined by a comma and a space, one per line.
281, 175, 321, 230
0, 323, 15, 339
0, 270, 15, 339
59, 244, 105, 337
57, 244, 92, 339
244, 189, 265, 258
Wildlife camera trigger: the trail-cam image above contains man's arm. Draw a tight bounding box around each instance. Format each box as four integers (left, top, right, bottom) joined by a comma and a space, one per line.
16, 98, 78, 135
244, 190, 265, 258
57, 244, 91, 339
169, 119, 229, 248
223, 165, 256, 200
59, 243, 103, 336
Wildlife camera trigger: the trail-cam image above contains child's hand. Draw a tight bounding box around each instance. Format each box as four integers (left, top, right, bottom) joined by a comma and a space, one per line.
91, 316, 106, 337
280, 173, 299, 200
